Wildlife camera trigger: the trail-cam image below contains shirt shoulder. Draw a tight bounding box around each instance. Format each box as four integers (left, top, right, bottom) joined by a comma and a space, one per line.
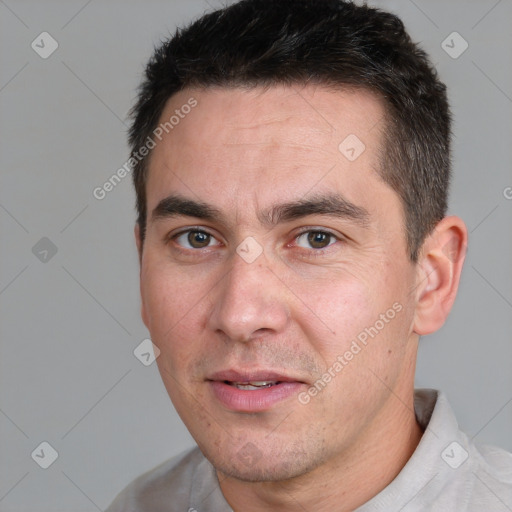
357, 389, 512, 511
105, 447, 204, 512
465, 437, 512, 511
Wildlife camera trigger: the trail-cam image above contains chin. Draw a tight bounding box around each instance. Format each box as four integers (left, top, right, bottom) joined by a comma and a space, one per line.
203, 442, 321, 483
217, 460, 306, 483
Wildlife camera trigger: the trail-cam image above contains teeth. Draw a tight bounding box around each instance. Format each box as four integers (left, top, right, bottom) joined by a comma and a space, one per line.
230, 381, 279, 390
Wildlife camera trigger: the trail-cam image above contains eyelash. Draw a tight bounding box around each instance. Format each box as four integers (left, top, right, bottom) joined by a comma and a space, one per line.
170, 229, 218, 252
168, 227, 341, 256
294, 228, 340, 257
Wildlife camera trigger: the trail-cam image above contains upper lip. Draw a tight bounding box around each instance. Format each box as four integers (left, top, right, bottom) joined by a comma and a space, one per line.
207, 369, 306, 383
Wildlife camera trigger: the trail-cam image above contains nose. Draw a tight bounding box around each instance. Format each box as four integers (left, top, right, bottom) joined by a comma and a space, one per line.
207, 250, 290, 343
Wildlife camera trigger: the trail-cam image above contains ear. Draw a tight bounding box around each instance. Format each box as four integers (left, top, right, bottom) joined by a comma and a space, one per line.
412, 216, 467, 336
134, 223, 149, 328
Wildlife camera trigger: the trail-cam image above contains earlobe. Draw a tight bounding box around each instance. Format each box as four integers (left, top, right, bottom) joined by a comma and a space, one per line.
412, 216, 468, 336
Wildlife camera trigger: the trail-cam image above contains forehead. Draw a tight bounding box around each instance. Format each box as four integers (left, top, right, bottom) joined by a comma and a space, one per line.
145, 85, 394, 224
156, 84, 385, 149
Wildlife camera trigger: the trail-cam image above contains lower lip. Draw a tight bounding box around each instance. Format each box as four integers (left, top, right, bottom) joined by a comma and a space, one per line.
208, 381, 304, 412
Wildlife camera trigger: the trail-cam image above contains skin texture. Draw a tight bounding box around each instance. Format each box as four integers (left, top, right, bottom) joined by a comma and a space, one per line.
135, 85, 467, 512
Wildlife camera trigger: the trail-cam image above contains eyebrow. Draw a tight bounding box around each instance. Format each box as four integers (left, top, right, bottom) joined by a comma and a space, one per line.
152, 195, 223, 223
151, 192, 370, 227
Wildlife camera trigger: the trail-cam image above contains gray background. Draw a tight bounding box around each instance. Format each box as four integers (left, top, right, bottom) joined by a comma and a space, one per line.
1, 0, 511, 510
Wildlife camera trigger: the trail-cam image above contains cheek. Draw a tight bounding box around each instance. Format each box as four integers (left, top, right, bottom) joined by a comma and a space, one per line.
291, 270, 380, 347
140, 261, 208, 362
295, 269, 408, 374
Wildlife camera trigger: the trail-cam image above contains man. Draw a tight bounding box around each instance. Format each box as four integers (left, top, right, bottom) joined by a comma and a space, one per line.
107, 0, 512, 510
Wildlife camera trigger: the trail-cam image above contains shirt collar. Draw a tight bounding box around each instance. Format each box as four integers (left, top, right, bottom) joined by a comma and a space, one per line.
357, 388, 473, 511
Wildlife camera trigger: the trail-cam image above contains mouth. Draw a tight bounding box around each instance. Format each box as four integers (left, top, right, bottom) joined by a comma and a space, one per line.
206, 370, 307, 412
225, 380, 281, 390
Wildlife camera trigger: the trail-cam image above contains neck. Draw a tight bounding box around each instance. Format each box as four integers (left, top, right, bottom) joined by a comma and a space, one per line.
218, 388, 423, 512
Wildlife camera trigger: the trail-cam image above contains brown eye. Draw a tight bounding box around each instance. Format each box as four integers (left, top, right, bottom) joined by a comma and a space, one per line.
189, 231, 211, 248
174, 230, 214, 249
296, 230, 336, 250
308, 231, 330, 248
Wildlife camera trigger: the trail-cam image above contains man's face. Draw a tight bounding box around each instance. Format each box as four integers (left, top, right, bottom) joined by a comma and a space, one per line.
138, 85, 420, 481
